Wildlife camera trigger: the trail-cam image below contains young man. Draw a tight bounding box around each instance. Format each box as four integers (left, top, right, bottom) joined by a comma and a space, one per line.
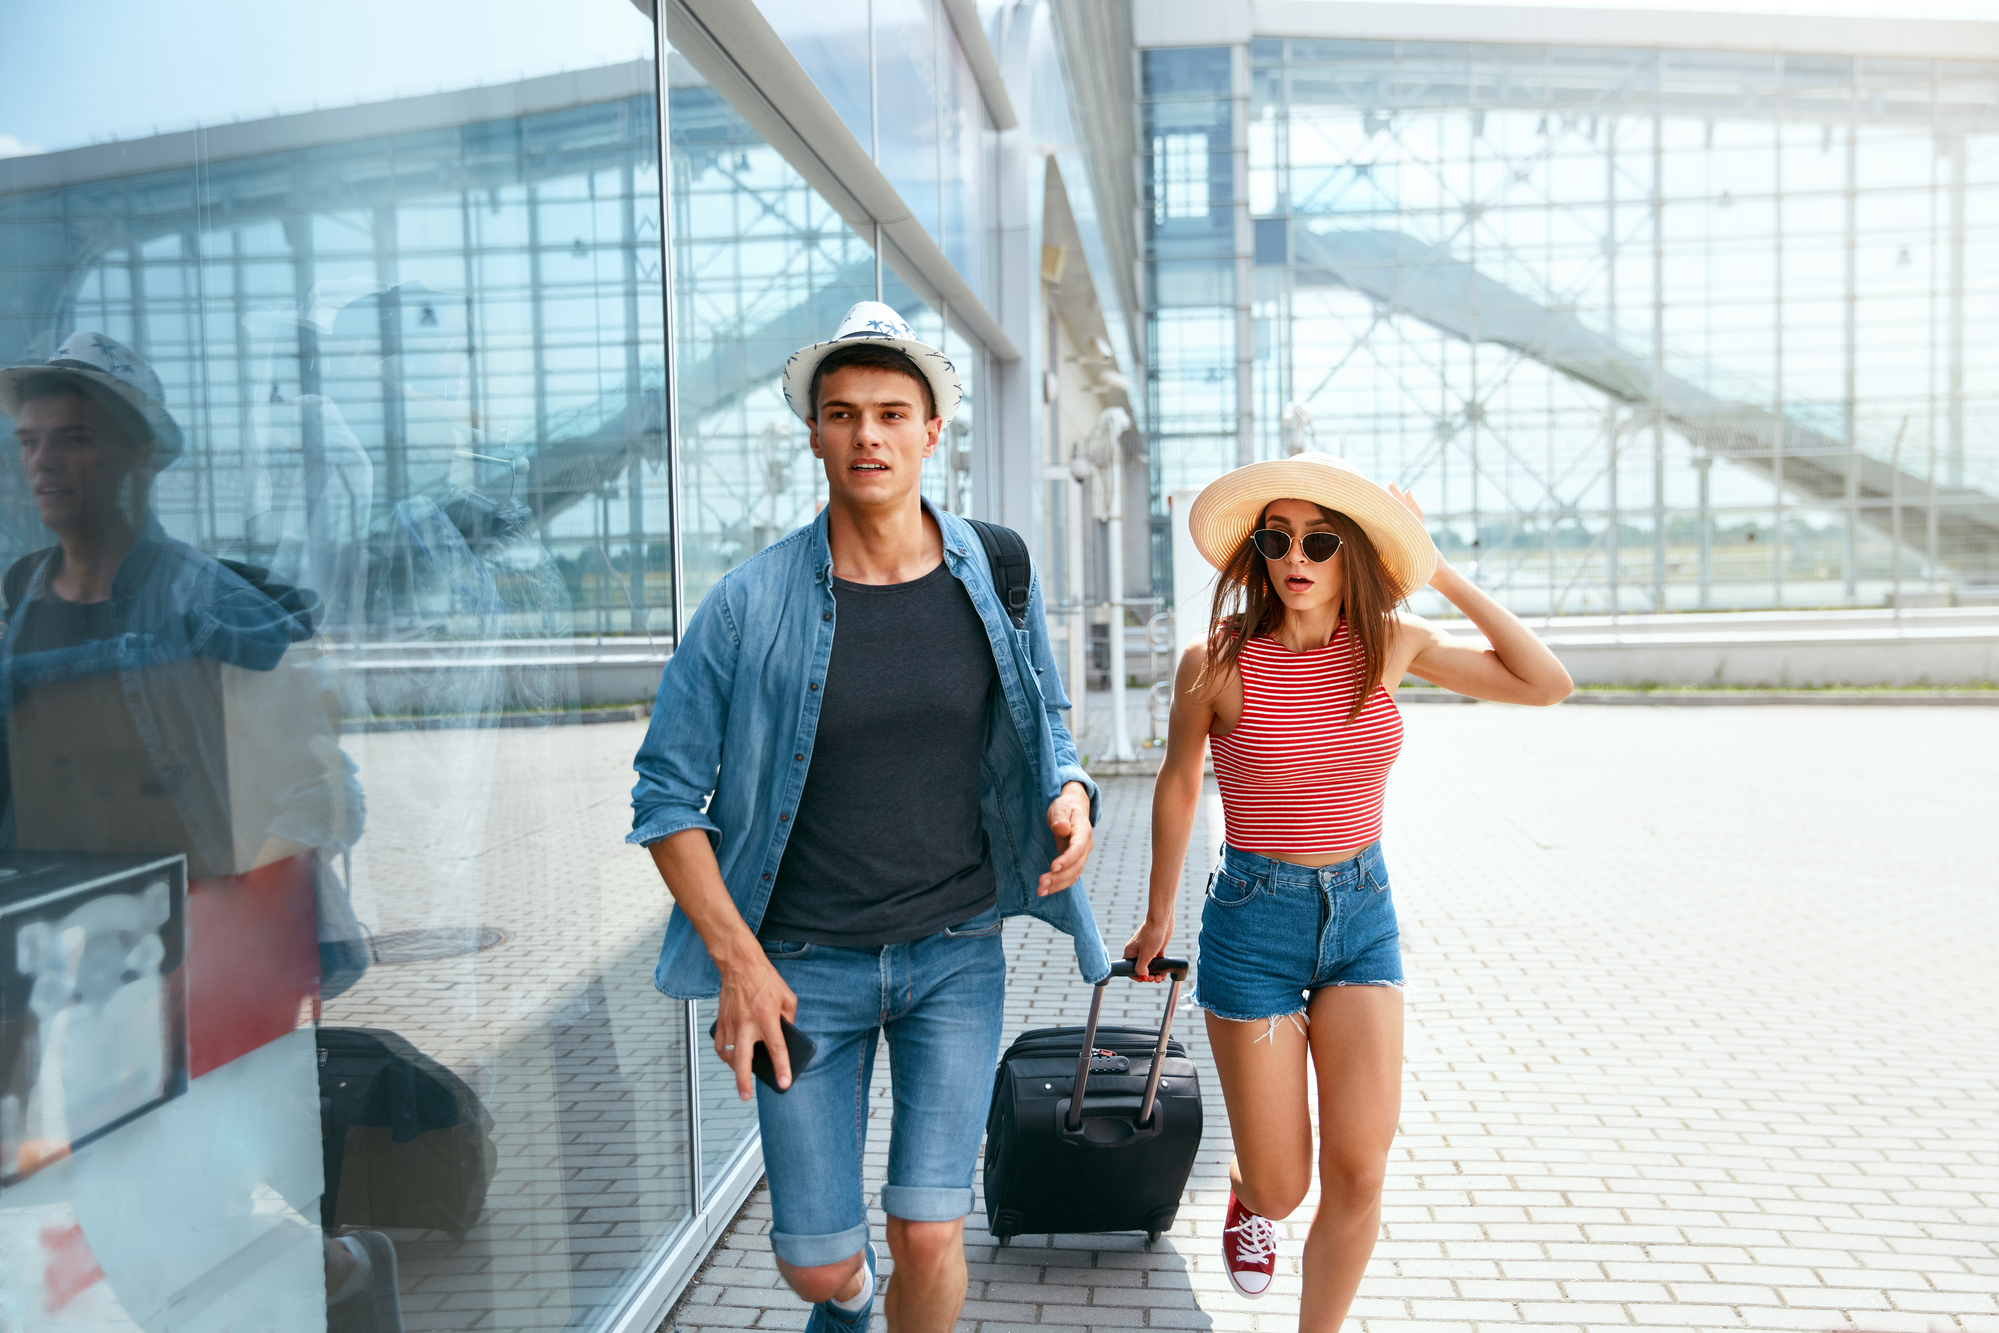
630, 303, 1110, 1332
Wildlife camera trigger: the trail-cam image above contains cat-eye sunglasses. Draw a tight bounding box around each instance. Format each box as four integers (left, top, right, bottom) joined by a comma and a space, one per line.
1249, 528, 1343, 562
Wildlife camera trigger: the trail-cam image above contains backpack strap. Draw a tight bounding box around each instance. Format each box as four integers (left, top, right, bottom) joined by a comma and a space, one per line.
967, 518, 1032, 631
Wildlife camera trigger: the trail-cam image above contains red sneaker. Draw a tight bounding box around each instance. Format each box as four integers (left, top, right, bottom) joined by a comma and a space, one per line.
1222, 1191, 1278, 1297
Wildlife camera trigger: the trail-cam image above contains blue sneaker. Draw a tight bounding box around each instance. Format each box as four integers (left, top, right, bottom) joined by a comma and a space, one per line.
804, 1241, 876, 1331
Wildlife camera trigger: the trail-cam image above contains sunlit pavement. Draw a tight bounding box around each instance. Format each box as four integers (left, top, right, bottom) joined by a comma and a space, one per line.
665, 705, 1999, 1333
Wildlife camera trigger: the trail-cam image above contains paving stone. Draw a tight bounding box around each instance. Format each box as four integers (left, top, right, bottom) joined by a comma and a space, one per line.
659, 707, 1998, 1331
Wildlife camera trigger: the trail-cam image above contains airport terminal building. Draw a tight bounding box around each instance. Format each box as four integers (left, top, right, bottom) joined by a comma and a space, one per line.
0, 2, 1992, 1331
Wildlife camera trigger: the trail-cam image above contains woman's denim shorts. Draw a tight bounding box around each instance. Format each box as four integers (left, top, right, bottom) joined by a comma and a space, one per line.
1191, 841, 1404, 1023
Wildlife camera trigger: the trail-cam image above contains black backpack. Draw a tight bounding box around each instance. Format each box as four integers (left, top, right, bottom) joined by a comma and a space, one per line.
967, 519, 1031, 630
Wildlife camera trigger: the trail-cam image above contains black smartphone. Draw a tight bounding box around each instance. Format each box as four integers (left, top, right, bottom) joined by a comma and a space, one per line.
707, 1016, 817, 1093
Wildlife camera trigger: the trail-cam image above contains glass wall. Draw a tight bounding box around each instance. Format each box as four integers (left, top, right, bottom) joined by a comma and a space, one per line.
0, 0, 1021, 1324
755, 0, 996, 304
668, 40, 980, 610
1147, 37, 1999, 613
0, 4, 711, 1330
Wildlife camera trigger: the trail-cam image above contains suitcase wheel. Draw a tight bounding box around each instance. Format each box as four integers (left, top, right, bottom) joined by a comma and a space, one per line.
1145, 1230, 1161, 1248
997, 1235, 1011, 1248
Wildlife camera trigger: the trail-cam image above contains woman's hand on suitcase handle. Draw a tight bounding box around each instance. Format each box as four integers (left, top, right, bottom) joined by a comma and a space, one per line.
716, 948, 798, 1099
1039, 782, 1094, 897
1122, 915, 1175, 981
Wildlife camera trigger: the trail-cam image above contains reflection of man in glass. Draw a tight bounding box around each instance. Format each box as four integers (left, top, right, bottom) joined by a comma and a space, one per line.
0, 333, 340, 875
7, 332, 180, 613
0, 333, 396, 1331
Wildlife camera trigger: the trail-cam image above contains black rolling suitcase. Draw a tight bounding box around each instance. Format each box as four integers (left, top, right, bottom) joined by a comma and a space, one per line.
318, 1026, 498, 1237
984, 957, 1201, 1246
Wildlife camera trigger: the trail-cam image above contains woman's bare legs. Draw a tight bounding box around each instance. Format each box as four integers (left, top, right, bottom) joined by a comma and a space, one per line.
1206, 984, 1404, 1331
1299, 985, 1402, 1331
1206, 1009, 1315, 1220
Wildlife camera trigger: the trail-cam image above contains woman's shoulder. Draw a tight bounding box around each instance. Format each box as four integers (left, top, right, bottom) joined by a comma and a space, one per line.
1384, 609, 1448, 667
1180, 619, 1259, 696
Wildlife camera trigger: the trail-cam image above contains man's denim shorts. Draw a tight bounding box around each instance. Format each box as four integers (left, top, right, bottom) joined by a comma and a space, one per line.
753, 902, 1007, 1268
1191, 841, 1404, 1023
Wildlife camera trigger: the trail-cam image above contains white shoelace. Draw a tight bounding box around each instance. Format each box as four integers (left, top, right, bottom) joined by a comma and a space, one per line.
1226, 1211, 1278, 1265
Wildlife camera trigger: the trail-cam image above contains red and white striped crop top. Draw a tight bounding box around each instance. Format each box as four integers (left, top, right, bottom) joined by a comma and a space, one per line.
1209, 623, 1402, 858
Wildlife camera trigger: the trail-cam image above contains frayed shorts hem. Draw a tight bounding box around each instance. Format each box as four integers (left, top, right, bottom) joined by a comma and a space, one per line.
1198, 1001, 1308, 1024
1198, 978, 1405, 1024
770, 1221, 871, 1269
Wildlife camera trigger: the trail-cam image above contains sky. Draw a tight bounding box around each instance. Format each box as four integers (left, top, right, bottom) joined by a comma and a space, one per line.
0, 0, 654, 159
2, 0, 1991, 161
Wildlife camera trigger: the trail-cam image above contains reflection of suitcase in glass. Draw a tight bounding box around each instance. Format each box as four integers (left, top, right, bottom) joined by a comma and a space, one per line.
983, 959, 1202, 1246
317, 1026, 496, 1236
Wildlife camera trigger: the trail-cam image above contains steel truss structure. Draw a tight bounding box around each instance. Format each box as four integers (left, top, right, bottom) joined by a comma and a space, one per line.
1231, 38, 1999, 614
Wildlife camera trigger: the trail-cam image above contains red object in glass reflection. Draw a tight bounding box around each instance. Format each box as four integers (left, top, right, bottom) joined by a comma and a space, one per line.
40, 1221, 105, 1314
180, 854, 320, 1080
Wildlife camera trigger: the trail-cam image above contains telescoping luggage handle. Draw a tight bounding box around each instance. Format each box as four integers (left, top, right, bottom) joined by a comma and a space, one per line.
1067, 956, 1190, 1133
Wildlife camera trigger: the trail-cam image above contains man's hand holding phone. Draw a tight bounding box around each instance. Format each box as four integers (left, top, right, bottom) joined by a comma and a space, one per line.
714, 946, 804, 1099
647, 829, 818, 1099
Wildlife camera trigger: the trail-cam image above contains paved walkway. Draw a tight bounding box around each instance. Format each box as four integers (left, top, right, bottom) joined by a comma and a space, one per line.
664, 705, 1999, 1333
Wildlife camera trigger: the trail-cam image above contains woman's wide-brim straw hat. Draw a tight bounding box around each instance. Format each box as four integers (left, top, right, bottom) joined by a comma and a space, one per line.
1188, 453, 1438, 602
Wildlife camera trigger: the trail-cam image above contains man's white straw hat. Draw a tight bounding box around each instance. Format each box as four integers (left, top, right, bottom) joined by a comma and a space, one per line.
781, 301, 962, 426
0, 331, 183, 467
1188, 453, 1438, 601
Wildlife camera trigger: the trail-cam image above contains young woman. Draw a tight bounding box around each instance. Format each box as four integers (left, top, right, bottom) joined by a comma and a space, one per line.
1124, 454, 1571, 1330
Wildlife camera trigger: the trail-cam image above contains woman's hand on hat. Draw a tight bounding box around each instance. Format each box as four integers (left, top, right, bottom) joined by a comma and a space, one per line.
1388, 483, 1452, 586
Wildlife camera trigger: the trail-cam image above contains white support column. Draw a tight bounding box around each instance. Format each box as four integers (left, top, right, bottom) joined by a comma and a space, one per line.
1232, 42, 1254, 468
1105, 445, 1135, 762
1067, 471, 1088, 745
1169, 486, 1215, 668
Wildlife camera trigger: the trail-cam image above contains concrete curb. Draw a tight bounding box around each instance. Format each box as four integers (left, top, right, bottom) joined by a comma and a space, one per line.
340, 704, 649, 734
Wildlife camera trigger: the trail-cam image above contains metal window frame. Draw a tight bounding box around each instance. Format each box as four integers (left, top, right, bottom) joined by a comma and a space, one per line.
663, 0, 1018, 363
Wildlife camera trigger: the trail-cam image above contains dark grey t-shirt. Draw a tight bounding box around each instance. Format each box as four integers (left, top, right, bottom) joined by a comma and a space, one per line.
760, 561, 999, 947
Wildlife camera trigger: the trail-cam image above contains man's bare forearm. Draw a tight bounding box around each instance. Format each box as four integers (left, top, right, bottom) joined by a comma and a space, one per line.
650, 828, 798, 1096
648, 828, 761, 975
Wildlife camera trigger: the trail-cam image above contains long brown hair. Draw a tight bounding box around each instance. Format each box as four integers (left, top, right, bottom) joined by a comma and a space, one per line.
1192, 503, 1400, 722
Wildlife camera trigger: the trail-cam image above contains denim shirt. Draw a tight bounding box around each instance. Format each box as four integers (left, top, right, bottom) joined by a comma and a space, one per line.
629, 502, 1111, 997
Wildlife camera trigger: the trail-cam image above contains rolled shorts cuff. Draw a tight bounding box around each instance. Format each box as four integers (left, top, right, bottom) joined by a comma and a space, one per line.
769, 1220, 871, 1269
879, 1184, 975, 1223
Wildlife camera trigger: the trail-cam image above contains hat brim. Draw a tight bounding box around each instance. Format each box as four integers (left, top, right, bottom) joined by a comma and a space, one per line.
0, 363, 184, 465
1187, 454, 1438, 603
780, 335, 962, 427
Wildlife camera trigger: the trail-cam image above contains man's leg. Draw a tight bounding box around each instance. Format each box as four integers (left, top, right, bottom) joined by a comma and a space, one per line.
881, 1217, 966, 1331
772, 1250, 869, 1308
878, 905, 1007, 1333
753, 941, 880, 1319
